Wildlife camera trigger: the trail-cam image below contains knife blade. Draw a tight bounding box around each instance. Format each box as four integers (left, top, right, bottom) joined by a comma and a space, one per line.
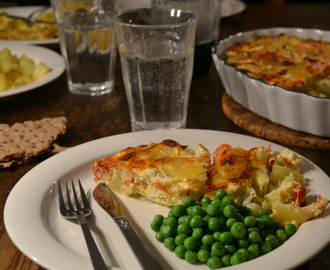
93, 183, 164, 270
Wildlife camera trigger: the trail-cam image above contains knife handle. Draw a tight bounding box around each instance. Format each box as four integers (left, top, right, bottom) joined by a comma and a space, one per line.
115, 217, 164, 270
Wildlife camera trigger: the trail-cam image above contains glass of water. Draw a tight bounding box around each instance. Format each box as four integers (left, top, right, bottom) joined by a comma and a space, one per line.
51, 0, 118, 96
114, 8, 197, 131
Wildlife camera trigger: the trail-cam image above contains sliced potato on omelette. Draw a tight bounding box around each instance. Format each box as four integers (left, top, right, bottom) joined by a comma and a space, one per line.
206, 143, 329, 226
91, 140, 211, 207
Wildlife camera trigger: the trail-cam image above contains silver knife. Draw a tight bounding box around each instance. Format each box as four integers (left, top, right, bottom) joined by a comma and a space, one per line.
93, 183, 164, 270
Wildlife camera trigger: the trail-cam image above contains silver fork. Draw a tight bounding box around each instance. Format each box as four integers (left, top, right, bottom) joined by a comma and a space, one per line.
57, 179, 108, 270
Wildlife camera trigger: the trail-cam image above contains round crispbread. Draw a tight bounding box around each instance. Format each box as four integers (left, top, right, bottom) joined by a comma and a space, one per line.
0, 117, 68, 168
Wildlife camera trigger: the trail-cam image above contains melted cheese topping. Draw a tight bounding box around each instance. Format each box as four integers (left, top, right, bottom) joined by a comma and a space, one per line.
91, 140, 211, 207
91, 141, 329, 226
223, 34, 330, 97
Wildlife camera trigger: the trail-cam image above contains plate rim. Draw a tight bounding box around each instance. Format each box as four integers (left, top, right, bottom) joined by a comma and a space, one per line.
4, 129, 330, 270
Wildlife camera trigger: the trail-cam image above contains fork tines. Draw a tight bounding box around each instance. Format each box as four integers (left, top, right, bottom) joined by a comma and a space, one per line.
57, 179, 91, 218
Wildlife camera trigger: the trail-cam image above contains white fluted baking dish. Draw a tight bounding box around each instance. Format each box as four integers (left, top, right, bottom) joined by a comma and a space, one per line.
212, 27, 330, 138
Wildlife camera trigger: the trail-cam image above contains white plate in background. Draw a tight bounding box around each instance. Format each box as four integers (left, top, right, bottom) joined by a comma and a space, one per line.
0, 6, 59, 46
0, 43, 64, 99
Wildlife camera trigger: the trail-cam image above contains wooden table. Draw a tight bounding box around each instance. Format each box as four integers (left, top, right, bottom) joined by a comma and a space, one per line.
1, 3, 329, 270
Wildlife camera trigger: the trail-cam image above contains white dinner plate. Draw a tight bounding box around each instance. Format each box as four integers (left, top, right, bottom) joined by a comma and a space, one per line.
4, 129, 330, 270
0, 43, 64, 99
0, 6, 59, 46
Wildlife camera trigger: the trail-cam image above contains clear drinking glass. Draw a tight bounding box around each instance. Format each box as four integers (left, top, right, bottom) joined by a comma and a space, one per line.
51, 0, 118, 95
152, 0, 222, 79
114, 8, 197, 131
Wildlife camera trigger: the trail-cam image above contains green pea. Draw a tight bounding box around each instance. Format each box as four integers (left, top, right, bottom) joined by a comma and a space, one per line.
255, 218, 265, 231
221, 254, 232, 267
192, 227, 204, 240
211, 242, 226, 257
259, 215, 273, 229
184, 236, 198, 251
272, 220, 280, 230
173, 204, 187, 217
201, 234, 215, 246
223, 204, 237, 218
244, 216, 256, 228
183, 196, 196, 208
190, 215, 205, 228
203, 214, 211, 223
208, 217, 222, 232
235, 212, 244, 223
247, 230, 262, 244
237, 248, 249, 260
199, 244, 211, 252
175, 245, 186, 258
201, 197, 212, 205
284, 223, 297, 236
207, 256, 222, 269
247, 243, 260, 258
237, 205, 252, 217
164, 237, 176, 250
260, 240, 272, 255
265, 234, 280, 249
185, 250, 198, 264
197, 249, 210, 263
153, 214, 164, 223
230, 251, 247, 265
247, 227, 259, 233
175, 234, 187, 246
237, 237, 249, 249
160, 224, 176, 237
212, 231, 221, 242
224, 244, 237, 254
190, 205, 205, 217
155, 231, 165, 242
164, 216, 178, 228
206, 204, 220, 217
258, 208, 270, 217
275, 229, 288, 242
177, 223, 192, 236
167, 209, 175, 217
210, 199, 222, 208
179, 215, 192, 225
150, 219, 162, 232
215, 189, 228, 201
221, 195, 236, 207
219, 231, 233, 244
226, 217, 236, 229
230, 222, 246, 239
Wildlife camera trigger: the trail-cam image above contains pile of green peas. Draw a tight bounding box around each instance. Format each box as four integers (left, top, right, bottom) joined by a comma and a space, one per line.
150, 189, 297, 269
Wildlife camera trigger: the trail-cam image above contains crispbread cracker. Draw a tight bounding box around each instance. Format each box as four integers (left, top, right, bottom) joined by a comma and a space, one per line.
0, 117, 67, 168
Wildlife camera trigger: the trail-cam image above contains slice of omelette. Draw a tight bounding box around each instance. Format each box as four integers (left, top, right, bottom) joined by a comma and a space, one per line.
91, 140, 211, 207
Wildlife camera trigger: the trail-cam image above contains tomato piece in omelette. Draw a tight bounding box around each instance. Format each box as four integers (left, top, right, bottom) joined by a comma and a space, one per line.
91, 140, 211, 207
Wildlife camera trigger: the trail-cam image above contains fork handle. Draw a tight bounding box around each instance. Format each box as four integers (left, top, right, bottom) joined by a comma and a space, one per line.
77, 214, 108, 270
